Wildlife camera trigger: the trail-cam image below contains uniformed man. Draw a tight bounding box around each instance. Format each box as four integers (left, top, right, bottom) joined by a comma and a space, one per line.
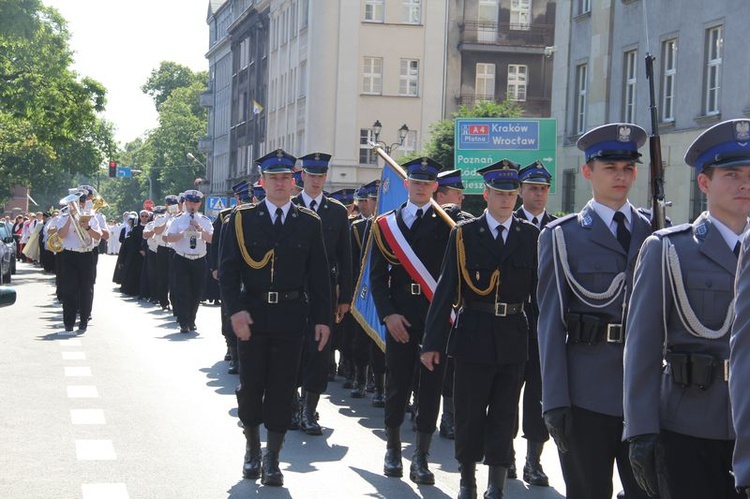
219, 148, 331, 486
421, 159, 539, 499
370, 157, 467, 484
153, 195, 179, 311
507, 160, 556, 486
625, 119, 750, 498
163, 189, 214, 333
142, 206, 164, 303
537, 123, 652, 499
78, 185, 110, 285
292, 152, 352, 436
55, 188, 103, 334
292, 170, 304, 196
435, 169, 466, 207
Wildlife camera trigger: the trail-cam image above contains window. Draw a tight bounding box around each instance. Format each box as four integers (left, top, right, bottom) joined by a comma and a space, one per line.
475, 63, 496, 101
510, 0, 531, 31
360, 129, 378, 165
364, 0, 384, 22
288, 68, 295, 104
575, 63, 588, 135
478, 0, 499, 43
290, 1, 297, 38
363, 57, 383, 94
705, 25, 722, 115
661, 39, 677, 122
299, 60, 307, 98
507, 64, 527, 101
399, 59, 419, 96
579, 0, 591, 15
623, 50, 637, 123
402, 0, 421, 24
401, 130, 418, 153
562, 168, 577, 213
300, 0, 309, 28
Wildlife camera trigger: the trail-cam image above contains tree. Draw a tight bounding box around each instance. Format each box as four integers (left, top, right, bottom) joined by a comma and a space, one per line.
141, 61, 206, 112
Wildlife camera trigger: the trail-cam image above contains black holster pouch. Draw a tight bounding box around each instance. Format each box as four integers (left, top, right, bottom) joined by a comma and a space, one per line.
566, 313, 607, 344
666, 351, 718, 390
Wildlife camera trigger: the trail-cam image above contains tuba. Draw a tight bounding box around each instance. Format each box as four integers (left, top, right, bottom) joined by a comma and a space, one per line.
58, 191, 93, 247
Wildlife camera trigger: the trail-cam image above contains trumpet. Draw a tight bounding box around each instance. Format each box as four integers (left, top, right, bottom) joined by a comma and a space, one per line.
59, 191, 93, 247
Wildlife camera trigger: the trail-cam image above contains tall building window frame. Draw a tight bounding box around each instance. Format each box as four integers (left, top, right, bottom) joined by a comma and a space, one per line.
362, 57, 383, 95
661, 38, 677, 122
364, 0, 384, 23
507, 64, 527, 102
510, 0, 531, 31
475, 63, 496, 102
704, 24, 723, 116
579, 0, 591, 15
359, 128, 379, 166
574, 63, 588, 135
623, 49, 637, 123
402, 0, 421, 24
399, 59, 420, 97
562, 168, 577, 213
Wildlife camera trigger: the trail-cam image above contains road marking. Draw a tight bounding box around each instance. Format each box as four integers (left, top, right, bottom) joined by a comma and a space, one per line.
62, 351, 86, 360
81, 483, 129, 499
65, 366, 92, 377
75, 440, 116, 460
67, 386, 99, 398
59, 339, 83, 346
71, 409, 106, 425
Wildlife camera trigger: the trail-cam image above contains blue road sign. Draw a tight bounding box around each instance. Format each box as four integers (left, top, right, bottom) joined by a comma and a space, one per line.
116, 167, 132, 178
206, 196, 227, 211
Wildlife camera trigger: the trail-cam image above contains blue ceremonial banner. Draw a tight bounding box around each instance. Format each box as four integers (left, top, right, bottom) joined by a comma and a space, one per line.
350, 161, 407, 352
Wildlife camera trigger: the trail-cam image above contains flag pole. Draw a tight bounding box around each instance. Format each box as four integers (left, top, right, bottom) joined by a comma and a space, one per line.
370, 143, 456, 229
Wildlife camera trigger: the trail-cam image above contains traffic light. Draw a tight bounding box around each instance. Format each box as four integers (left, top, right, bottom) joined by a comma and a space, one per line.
108, 161, 117, 178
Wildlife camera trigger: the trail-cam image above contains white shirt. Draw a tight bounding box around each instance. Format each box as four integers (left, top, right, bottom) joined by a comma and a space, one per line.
300, 191, 323, 211
402, 201, 431, 229
264, 199, 292, 225
485, 210, 512, 243
591, 199, 632, 237
521, 207, 546, 228
54, 212, 100, 251
144, 220, 159, 252
166, 211, 214, 256
709, 213, 750, 252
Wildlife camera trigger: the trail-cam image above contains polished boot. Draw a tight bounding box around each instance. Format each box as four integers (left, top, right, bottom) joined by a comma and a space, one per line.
289, 391, 300, 431
300, 391, 323, 435
439, 396, 455, 439
522, 440, 549, 486
409, 432, 435, 485
224, 346, 231, 361
372, 374, 385, 408
383, 426, 403, 477
483, 465, 507, 499
228, 345, 239, 375
350, 365, 367, 398
366, 369, 375, 393
261, 430, 285, 486
242, 425, 262, 479
342, 358, 355, 389
458, 462, 478, 499
506, 445, 516, 479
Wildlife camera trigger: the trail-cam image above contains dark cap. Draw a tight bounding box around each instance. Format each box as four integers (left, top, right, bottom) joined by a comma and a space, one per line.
519, 160, 552, 185
164, 195, 179, 205
252, 182, 266, 201
437, 169, 464, 190
576, 123, 648, 163
403, 157, 443, 181
365, 180, 380, 199
255, 149, 297, 173
685, 119, 750, 173
231, 180, 250, 194
354, 186, 369, 201
477, 159, 521, 191
299, 152, 332, 175
293, 170, 304, 189
330, 188, 355, 205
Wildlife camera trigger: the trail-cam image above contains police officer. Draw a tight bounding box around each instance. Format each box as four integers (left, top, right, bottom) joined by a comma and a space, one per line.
164, 189, 214, 333
370, 157, 467, 484
55, 188, 103, 334
537, 123, 652, 499
626, 119, 750, 498
219, 149, 331, 486
508, 160, 556, 486
421, 159, 539, 499
435, 169, 466, 207
292, 152, 352, 436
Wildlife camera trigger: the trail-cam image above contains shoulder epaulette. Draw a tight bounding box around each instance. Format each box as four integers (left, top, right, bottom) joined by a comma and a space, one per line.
326, 197, 347, 209
545, 212, 577, 229
235, 202, 258, 212
296, 205, 320, 219
654, 222, 692, 238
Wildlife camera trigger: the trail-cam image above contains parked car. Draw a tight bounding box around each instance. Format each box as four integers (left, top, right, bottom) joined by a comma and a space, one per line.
0, 220, 16, 283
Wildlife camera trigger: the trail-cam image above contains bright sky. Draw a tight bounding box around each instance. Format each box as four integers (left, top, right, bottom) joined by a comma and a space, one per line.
42, 0, 210, 146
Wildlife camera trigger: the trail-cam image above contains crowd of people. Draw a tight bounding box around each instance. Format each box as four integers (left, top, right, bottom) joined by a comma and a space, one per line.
18, 117, 750, 498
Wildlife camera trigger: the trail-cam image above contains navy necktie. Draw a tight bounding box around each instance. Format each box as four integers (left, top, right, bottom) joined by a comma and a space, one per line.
531, 216, 539, 226
613, 212, 631, 252
497, 225, 505, 251
309, 200, 317, 212
274, 207, 283, 228
411, 208, 423, 232
735, 241, 741, 258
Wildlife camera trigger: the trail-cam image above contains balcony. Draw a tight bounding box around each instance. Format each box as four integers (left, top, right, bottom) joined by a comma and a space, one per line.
199, 89, 214, 108
456, 94, 550, 117
197, 135, 213, 154
459, 21, 554, 51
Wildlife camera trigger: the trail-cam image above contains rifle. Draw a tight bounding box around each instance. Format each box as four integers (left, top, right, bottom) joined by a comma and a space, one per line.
645, 53, 666, 231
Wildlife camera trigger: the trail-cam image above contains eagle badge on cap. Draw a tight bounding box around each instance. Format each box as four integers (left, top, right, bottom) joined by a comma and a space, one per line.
276, 149, 284, 158
314, 153, 321, 161
735, 121, 750, 142
501, 160, 510, 169
420, 158, 428, 171
618, 126, 632, 142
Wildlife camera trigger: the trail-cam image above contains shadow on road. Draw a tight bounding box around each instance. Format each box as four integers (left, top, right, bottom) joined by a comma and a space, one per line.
227, 479, 293, 498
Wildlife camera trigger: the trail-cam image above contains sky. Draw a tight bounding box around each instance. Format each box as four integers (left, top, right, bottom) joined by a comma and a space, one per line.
42, 0, 210, 145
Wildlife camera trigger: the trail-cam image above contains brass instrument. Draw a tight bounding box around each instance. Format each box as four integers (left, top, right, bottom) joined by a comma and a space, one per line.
59, 192, 93, 247
46, 226, 64, 253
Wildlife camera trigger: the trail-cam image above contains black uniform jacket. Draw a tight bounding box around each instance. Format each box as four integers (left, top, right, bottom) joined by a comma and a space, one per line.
422, 213, 539, 365
219, 202, 331, 335
293, 194, 352, 305
209, 206, 234, 272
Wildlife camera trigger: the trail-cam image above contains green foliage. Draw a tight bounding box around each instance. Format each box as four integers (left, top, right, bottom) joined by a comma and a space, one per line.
141, 61, 208, 112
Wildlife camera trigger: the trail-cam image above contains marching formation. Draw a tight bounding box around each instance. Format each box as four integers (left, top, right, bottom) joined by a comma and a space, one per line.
36, 117, 750, 498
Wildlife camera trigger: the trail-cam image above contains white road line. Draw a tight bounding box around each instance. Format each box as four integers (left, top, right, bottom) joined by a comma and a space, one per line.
64, 366, 92, 377
62, 351, 86, 360
67, 386, 99, 398
81, 483, 129, 499
70, 409, 106, 425
75, 440, 116, 460
59, 339, 83, 346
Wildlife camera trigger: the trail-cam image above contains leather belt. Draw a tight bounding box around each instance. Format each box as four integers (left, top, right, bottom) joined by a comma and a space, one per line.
401, 283, 423, 295
566, 313, 624, 344
258, 290, 303, 304
175, 251, 205, 260
666, 352, 729, 389
462, 300, 524, 317
63, 247, 92, 254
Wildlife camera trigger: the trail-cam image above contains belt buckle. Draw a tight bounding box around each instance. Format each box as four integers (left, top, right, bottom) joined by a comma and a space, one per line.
495, 302, 507, 317
606, 324, 623, 343
724, 359, 729, 382
410, 283, 421, 295
267, 291, 279, 304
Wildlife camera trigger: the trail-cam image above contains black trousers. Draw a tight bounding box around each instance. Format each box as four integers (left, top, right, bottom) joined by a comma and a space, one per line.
171, 254, 206, 328
236, 333, 305, 433
300, 321, 332, 394
145, 249, 158, 300
370, 341, 385, 375
384, 328, 445, 432
59, 250, 95, 330
350, 316, 371, 368
156, 246, 172, 309
512, 337, 549, 442
454, 360, 521, 464
560, 406, 648, 499
657, 430, 739, 499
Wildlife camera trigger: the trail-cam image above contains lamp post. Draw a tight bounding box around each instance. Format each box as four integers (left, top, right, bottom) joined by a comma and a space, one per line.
372, 120, 410, 155
187, 152, 211, 194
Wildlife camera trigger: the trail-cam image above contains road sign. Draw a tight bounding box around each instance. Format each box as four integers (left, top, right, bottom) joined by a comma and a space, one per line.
454, 118, 557, 195
206, 196, 227, 211
116, 167, 132, 178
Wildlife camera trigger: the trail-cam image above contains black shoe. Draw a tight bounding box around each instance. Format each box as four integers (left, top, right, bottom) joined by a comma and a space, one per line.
458, 462, 478, 499
350, 384, 366, 398
242, 426, 262, 479
189, 323, 197, 332
384, 427, 403, 477
179, 325, 189, 334
372, 390, 385, 408
224, 348, 232, 361
507, 462, 517, 479
439, 412, 455, 439
409, 432, 435, 485
228, 359, 239, 375
260, 452, 283, 486
522, 441, 549, 486
77, 322, 88, 335
300, 392, 323, 436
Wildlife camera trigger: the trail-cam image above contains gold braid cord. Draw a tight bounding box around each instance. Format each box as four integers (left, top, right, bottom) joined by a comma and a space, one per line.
371, 219, 400, 266
455, 226, 500, 306
352, 224, 362, 251
234, 209, 275, 280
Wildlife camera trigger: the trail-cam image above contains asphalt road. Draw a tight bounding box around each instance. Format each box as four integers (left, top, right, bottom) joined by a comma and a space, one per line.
0, 255, 624, 498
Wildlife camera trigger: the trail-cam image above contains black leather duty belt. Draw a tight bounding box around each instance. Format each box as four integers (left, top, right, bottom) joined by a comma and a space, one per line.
257, 290, 302, 304
400, 283, 423, 295
462, 300, 524, 317
666, 352, 728, 389
566, 313, 623, 344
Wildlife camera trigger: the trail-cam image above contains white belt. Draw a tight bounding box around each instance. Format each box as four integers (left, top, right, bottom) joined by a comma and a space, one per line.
175, 251, 205, 260
64, 247, 92, 253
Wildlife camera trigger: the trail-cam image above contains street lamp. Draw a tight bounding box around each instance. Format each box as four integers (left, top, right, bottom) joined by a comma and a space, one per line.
187, 152, 210, 194
372, 120, 410, 154
186, 152, 206, 168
